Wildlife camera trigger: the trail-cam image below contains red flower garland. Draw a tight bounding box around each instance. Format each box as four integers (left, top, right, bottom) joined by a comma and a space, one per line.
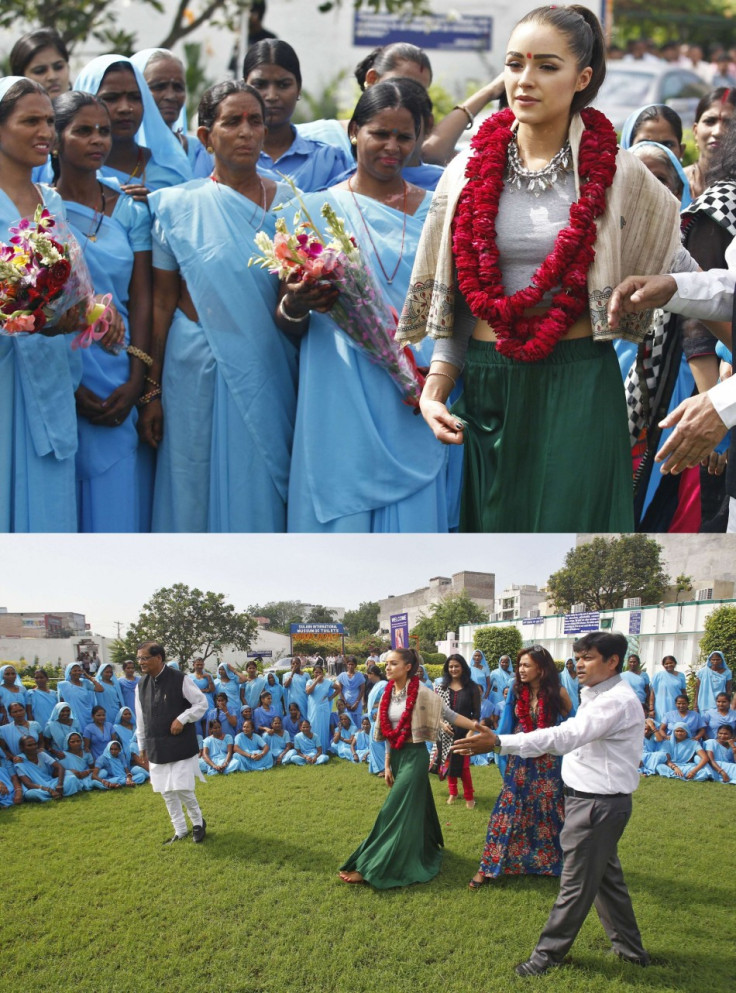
378, 675, 420, 749
452, 106, 618, 362
515, 684, 550, 732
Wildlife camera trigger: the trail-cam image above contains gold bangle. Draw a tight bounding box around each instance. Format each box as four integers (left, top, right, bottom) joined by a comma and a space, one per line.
278, 296, 309, 324
126, 345, 153, 366
425, 369, 457, 389
454, 104, 474, 130
137, 387, 162, 407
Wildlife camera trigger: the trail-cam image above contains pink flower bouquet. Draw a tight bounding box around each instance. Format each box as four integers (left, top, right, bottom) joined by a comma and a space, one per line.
250, 200, 424, 406
0, 205, 110, 347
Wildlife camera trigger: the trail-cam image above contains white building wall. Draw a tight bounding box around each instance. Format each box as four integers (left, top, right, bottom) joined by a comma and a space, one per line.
442, 597, 735, 678
0, 635, 112, 669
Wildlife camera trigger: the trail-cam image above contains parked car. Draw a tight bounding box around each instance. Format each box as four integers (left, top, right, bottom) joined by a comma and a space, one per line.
593, 62, 710, 132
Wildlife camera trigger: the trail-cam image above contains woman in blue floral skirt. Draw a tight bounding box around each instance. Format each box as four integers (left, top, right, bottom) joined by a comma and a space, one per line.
468, 646, 572, 888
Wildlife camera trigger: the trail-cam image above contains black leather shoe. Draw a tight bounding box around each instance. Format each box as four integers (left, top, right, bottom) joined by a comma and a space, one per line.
514, 957, 560, 977
163, 833, 188, 845
612, 949, 651, 967
192, 819, 206, 843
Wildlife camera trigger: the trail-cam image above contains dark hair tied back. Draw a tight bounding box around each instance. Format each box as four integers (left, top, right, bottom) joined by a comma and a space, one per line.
515, 4, 606, 115
198, 80, 266, 129
242, 39, 302, 89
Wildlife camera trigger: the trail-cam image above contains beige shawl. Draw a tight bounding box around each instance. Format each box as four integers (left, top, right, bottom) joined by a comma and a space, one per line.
374, 683, 444, 745
395, 113, 682, 346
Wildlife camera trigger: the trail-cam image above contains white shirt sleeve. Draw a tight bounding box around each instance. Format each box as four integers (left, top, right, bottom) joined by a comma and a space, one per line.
135, 686, 145, 751
498, 692, 629, 758
708, 378, 736, 430
178, 676, 208, 725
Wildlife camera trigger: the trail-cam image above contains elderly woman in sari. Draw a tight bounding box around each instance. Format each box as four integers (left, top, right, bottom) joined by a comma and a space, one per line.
60, 730, 104, 791
44, 702, 81, 756
140, 80, 297, 531
656, 723, 710, 780
16, 735, 82, 800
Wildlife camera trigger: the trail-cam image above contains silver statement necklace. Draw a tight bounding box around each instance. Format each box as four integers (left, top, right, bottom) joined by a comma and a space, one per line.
392, 683, 408, 703
506, 134, 572, 196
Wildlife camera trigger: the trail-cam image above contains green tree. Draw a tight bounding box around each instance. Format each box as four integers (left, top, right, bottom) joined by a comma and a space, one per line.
110, 583, 257, 670
305, 604, 337, 624
411, 590, 489, 650
698, 605, 736, 672
473, 625, 523, 665
674, 574, 694, 602
547, 535, 669, 613
248, 600, 306, 634
343, 601, 380, 638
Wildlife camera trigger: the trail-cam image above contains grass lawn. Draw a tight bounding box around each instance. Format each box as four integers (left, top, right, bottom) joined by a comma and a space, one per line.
3, 762, 734, 993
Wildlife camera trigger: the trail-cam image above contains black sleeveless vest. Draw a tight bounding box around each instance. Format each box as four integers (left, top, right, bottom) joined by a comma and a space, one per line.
138, 666, 199, 764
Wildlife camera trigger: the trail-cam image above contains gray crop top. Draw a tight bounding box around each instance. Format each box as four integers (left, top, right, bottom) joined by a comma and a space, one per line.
432, 172, 698, 371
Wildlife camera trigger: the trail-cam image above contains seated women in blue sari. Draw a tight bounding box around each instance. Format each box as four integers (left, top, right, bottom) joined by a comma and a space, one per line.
0, 764, 22, 808
16, 735, 82, 800
704, 725, 736, 783
118, 661, 140, 713
74, 54, 192, 194
93, 740, 137, 787
265, 671, 286, 715
206, 692, 242, 740
141, 80, 297, 532
283, 702, 304, 739
52, 91, 154, 532
265, 715, 293, 766
329, 698, 353, 737
254, 690, 279, 735
292, 719, 329, 765
639, 718, 669, 775
0, 664, 29, 716
354, 717, 372, 763
694, 651, 733, 713
60, 731, 104, 791
702, 693, 736, 740
0, 702, 44, 760
199, 720, 238, 775
27, 669, 57, 729
44, 702, 82, 757
281, 79, 457, 533
94, 662, 125, 718
331, 713, 359, 761
83, 705, 114, 763
233, 719, 273, 771
243, 41, 353, 193
307, 663, 337, 753
0, 76, 84, 533
659, 693, 705, 741
657, 723, 710, 780
559, 658, 580, 716
651, 656, 687, 724
131, 48, 211, 178
112, 706, 149, 783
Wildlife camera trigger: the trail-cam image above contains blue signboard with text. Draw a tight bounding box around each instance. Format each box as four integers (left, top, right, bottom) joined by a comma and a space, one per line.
563, 611, 600, 635
354, 12, 492, 52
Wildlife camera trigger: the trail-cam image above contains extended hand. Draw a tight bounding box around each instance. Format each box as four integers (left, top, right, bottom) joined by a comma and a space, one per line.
449, 723, 497, 755
607, 274, 677, 329
655, 393, 728, 474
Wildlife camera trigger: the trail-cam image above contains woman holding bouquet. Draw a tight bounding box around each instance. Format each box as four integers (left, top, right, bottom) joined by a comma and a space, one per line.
52, 90, 153, 531
140, 80, 298, 531
279, 78, 460, 532
396, 5, 699, 532
0, 76, 83, 531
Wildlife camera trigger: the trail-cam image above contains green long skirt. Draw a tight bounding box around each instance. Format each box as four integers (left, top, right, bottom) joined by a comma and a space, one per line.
340, 742, 443, 889
452, 336, 635, 532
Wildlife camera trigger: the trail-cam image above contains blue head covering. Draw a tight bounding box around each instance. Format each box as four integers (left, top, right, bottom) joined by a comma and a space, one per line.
167, 660, 180, 670
628, 140, 692, 208
63, 662, 82, 680
98, 661, 117, 681
64, 729, 84, 749
73, 54, 191, 184
0, 76, 35, 102
708, 651, 727, 669
670, 720, 697, 763
114, 705, 136, 726
130, 48, 189, 134
0, 664, 23, 688
620, 104, 676, 149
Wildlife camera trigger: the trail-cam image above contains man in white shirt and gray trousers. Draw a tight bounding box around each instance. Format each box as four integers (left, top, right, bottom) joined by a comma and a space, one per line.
453, 631, 648, 976
135, 641, 209, 844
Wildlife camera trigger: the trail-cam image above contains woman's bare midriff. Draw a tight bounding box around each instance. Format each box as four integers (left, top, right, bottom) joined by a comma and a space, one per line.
471, 310, 592, 342
177, 280, 199, 323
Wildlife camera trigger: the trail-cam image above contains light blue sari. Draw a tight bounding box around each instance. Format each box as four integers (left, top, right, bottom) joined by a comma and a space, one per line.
657, 723, 709, 780
696, 652, 732, 712
652, 666, 687, 723
233, 730, 273, 771
27, 686, 58, 728
61, 731, 103, 790
63, 184, 153, 531
74, 55, 192, 191
489, 658, 514, 707
57, 664, 99, 729
284, 671, 308, 716
286, 188, 459, 532
0, 665, 28, 712
306, 676, 336, 754
214, 666, 243, 712
559, 661, 580, 716
148, 178, 297, 531
366, 679, 387, 774
242, 676, 267, 710
44, 701, 82, 753
0, 179, 82, 532
704, 738, 736, 783
96, 664, 125, 717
